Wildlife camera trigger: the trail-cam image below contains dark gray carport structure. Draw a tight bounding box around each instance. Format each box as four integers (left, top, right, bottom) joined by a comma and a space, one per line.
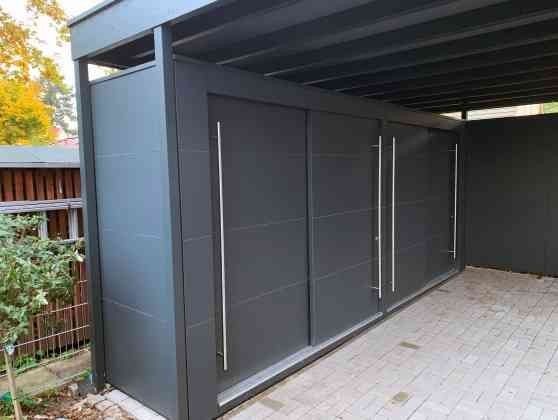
70, 1, 558, 419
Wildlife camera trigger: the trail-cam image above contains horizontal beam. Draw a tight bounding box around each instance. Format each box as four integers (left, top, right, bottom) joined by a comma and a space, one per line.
0, 198, 83, 214
248, 0, 558, 76
421, 92, 558, 113
210, 0, 518, 70
366, 69, 558, 102
346, 55, 558, 96
398, 81, 558, 107
318, 40, 558, 91
288, 18, 558, 85
173, 0, 376, 56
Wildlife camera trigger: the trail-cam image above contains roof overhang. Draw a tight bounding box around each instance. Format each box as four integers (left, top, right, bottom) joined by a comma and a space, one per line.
70, 0, 558, 113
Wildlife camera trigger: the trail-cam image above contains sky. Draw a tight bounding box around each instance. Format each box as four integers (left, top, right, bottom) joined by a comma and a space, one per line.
0, 0, 105, 89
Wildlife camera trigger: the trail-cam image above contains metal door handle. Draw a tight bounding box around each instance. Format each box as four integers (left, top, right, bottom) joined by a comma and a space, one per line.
391, 137, 396, 293
217, 121, 228, 371
376, 136, 383, 299
452, 143, 458, 260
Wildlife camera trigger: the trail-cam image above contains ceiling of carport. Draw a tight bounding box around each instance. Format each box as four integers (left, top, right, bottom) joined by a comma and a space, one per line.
91, 0, 558, 113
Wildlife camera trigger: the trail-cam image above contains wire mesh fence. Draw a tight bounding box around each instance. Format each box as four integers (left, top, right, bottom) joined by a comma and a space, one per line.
0, 260, 90, 378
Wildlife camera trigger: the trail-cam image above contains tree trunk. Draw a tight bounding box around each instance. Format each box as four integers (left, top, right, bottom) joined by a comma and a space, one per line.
4, 350, 23, 420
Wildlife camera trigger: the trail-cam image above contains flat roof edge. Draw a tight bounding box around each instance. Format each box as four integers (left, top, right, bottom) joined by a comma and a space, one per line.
67, 0, 121, 27
69, 0, 224, 60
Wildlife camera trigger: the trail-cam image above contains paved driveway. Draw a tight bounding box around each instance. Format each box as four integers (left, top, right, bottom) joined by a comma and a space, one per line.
222, 268, 558, 420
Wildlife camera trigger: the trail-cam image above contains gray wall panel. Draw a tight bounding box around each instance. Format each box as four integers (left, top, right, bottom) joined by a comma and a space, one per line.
314, 263, 375, 342
179, 149, 213, 239
312, 156, 372, 217
102, 300, 177, 416
310, 111, 380, 343
99, 230, 169, 320
313, 211, 373, 278
220, 283, 309, 391
225, 220, 307, 305
183, 237, 215, 326
466, 114, 557, 274
91, 67, 178, 419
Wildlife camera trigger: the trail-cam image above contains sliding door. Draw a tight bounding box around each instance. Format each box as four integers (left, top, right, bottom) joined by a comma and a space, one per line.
309, 111, 381, 343
208, 96, 309, 392
384, 124, 456, 310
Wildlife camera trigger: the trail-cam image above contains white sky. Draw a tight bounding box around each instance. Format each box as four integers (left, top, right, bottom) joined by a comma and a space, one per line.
0, 0, 105, 89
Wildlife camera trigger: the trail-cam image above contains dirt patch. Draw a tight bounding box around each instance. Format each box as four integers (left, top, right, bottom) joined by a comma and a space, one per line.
2, 385, 133, 419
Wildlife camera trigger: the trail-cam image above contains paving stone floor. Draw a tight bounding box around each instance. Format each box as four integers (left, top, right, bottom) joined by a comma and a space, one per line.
116, 267, 558, 420
220, 267, 558, 420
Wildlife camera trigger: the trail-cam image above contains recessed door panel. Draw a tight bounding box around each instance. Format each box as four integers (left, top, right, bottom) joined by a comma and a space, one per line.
310, 111, 380, 343
208, 96, 309, 392
385, 124, 455, 309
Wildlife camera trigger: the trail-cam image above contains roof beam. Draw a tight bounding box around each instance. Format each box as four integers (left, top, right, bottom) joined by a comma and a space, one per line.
363, 69, 558, 101
173, 0, 378, 56
200, 0, 510, 68
315, 40, 558, 91
286, 18, 558, 84
398, 82, 558, 107
345, 55, 558, 96
239, 0, 558, 75
421, 92, 558, 113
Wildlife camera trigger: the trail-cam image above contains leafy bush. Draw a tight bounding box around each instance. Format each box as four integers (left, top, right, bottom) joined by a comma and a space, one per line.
0, 214, 82, 347
0, 214, 82, 419
0, 391, 37, 416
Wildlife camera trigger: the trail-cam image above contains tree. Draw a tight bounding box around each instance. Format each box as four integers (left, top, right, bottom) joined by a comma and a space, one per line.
0, 78, 55, 145
0, 0, 75, 144
0, 214, 82, 419
543, 102, 558, 114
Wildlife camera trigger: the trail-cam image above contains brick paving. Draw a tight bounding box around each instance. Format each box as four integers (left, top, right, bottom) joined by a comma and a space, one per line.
113, 267, 558, 419
220, 267, 558, 420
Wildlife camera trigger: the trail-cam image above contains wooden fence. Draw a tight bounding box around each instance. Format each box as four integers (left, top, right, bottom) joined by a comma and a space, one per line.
0, 167, 89, 362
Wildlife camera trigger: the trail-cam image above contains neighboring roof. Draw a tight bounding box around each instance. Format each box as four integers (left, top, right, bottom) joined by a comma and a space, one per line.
0, 146, 80, 168
69, 0, 558, 113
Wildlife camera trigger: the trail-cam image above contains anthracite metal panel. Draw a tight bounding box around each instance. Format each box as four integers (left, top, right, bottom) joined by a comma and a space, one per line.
466, 114, 558, 275
309, 111, 380, 343
171, 57, 463, 420
383, 123, 455, 310
90, 66, 178, 419
208, 95, 309, 392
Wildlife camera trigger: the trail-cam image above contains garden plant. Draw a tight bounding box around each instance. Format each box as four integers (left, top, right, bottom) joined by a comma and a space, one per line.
0, 214, 82, 419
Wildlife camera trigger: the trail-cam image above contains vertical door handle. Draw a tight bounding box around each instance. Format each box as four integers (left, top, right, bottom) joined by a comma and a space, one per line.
452, 143, 458, 260
377, 135, 383, 299
391, 137, 396, 293
217, 121, 228, 371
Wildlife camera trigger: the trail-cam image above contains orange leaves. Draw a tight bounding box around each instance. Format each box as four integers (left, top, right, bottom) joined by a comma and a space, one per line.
0, 78, 55, 145
0, 0, 71, 144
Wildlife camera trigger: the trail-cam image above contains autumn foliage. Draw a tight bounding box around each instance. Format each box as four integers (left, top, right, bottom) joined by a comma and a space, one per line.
0, 0, 72, 145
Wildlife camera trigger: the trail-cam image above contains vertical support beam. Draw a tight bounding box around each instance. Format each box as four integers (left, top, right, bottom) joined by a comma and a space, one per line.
461, 110, 468, 121
154, 25, 189, 420
74, 60, 105, 391
456, 122, 467, 272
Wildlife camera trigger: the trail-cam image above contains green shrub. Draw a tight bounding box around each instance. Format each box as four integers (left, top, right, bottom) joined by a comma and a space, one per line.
0, 214, 82, 419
